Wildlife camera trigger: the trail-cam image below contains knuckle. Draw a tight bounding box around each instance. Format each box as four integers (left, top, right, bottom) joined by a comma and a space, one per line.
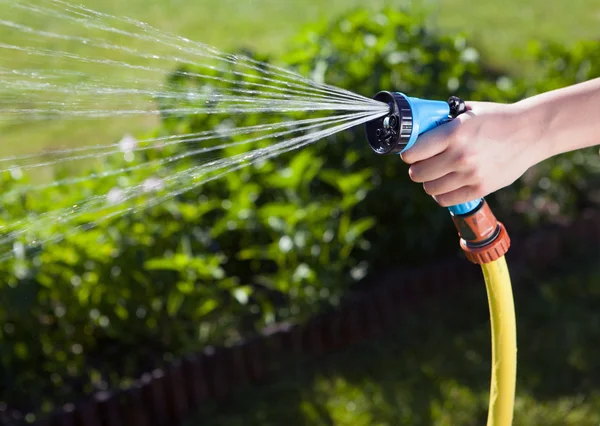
448, 124, 466, 145
468, 168, 484, 184
455, 150, 474, 169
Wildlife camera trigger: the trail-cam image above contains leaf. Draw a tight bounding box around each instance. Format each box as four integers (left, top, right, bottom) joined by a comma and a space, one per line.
195, 299, 218, 317
115, 304, 129, 320
167, 292, 185, 316
345, 217, 376, 244
238, 245, 278, 261
145, 254, 189, 272
259, 203, 298, 220
320, 169, 372, 195
176, 281, 195, 294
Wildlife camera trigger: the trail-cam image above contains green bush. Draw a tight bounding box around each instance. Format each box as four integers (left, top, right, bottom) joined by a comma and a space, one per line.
494, 40, 600, 225
0, 6, 598, 419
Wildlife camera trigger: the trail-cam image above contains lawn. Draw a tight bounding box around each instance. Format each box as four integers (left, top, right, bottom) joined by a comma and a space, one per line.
186, 249, 600, 426
0, 0, 599, 159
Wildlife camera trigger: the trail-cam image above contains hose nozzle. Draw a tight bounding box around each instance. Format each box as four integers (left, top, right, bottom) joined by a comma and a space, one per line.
365, 92, 462, 155
365, 91, 412, 154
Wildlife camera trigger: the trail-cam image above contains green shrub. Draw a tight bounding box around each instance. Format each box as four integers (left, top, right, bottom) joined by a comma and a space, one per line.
0, 6, 598, 419
494, 40, 600, 225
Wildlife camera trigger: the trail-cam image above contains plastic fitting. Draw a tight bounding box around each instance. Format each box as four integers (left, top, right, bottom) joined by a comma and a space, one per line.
450, 200, 511, 264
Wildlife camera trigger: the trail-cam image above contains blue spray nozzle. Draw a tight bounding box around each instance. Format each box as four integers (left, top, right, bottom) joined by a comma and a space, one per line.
402, 94, 451, 152
365, 91, 450, 154
365, 91, 480, 215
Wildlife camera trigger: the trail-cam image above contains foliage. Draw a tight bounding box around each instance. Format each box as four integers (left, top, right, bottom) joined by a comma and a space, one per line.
495, 40, 600, 225
0, 6, 599, 421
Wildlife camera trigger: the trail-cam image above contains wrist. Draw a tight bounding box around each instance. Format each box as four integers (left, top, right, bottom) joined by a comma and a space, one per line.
511, 100, 557, 166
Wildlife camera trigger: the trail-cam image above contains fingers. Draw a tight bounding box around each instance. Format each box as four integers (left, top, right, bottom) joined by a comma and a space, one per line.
398, 107, 491, 206
408, 153, 455, 183
400, 120, 455, 164
432, 185, 487, 207
422, 172, 474, 196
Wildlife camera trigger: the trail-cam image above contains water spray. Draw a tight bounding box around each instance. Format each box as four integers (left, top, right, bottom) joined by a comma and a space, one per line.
366, 92, 516, 426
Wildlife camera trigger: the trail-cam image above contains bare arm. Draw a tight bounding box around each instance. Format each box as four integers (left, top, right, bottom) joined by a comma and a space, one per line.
517, 77, 600, 158
400, 78, 600, 207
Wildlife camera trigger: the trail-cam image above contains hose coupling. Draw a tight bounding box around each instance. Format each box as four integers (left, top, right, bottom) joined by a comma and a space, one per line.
451, 200, 510, 264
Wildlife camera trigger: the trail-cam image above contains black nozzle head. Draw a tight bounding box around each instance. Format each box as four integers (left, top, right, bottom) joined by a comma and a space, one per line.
365, 91, 413, 155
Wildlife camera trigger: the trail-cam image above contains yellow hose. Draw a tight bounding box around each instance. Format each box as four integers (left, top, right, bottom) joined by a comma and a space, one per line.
481, 256, 517, 426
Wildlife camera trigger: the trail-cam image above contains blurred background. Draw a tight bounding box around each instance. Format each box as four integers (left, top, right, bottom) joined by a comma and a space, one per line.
0, 0, 600, 425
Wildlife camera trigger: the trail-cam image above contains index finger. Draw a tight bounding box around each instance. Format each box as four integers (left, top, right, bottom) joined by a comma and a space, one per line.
399, 118, 457, 164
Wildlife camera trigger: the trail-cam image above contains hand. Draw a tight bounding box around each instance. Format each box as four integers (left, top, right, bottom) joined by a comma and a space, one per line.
400, 101, 543, 207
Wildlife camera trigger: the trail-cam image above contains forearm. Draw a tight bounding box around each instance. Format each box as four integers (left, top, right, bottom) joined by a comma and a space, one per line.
516, 77, 600, 162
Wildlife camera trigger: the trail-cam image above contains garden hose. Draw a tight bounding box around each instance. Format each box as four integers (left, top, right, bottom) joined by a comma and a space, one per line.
443, 200, 516, 426
365, 92, 516, 425
482, 256, 517, 426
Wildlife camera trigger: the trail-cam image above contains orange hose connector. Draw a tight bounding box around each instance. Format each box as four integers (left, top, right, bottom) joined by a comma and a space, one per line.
451, 200, 511, 264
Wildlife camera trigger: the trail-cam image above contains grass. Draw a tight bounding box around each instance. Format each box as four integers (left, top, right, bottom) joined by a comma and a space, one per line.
186, 248, 600, 425
1, 0, 599, 159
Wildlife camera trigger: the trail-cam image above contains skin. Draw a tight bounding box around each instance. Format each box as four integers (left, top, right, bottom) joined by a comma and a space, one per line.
400, 77, 600, 207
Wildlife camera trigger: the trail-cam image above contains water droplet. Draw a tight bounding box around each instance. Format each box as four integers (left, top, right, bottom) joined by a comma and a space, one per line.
106, 188, 125, 205
12, 242, 25, 259
9, 167, 23, 180
142, 177, 164, 193
119, 133, 138, 153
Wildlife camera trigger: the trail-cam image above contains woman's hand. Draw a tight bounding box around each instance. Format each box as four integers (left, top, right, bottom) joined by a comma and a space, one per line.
400, 101, 545, 207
